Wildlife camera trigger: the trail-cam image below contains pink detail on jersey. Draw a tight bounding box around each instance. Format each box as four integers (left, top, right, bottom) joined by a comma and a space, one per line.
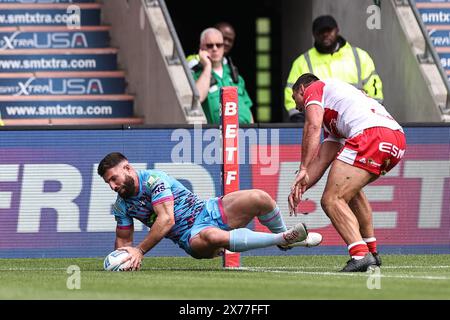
152, 195, 174, 206
218, 197, 228, 225
116, 225, 132, 230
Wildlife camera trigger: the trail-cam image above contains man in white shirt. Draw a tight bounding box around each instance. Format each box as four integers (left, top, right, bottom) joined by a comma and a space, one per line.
288, 73, 406, 272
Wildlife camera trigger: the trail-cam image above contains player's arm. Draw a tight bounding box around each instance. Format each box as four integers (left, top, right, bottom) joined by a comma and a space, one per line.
135, 200, 175, 255
115, 225, 133, 249
289, 103, 323, 214
195, 49, 212, 102
112, 204, 134, 249
118, 200, 175, 271
300, 103, 324, 169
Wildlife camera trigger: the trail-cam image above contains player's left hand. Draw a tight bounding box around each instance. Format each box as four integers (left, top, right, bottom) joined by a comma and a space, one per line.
117, 246, 143, 271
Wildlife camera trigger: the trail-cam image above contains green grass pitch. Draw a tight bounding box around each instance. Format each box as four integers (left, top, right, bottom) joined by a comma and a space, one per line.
0, 255, 449, 300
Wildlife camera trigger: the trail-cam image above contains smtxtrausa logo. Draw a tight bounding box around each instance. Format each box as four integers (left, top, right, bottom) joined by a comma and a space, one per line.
0, 32, 88, 50
6, 77, 105, 95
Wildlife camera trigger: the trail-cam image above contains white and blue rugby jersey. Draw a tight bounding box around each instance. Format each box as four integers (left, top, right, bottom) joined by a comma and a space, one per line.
112, 170, 206, 243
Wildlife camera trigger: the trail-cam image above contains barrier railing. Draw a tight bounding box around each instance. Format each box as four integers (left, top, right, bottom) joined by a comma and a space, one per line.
397, 0, 450, 114
142, 0, 202, 116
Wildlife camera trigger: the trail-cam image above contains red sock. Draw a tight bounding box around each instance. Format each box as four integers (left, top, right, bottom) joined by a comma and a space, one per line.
363, 237, 377, 253
348, 241, 369, 260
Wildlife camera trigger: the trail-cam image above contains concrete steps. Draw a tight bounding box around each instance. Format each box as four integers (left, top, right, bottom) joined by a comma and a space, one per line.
417, 1, 450, 80
0, 0, 143, 126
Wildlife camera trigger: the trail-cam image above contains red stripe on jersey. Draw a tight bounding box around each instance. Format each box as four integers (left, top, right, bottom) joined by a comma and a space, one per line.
304, 80, 325, 109
323, 108, 343, 138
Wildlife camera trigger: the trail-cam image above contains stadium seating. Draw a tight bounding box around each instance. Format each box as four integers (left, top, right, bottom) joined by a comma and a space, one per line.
0, 0, 144, 125
416, 0, 450, 81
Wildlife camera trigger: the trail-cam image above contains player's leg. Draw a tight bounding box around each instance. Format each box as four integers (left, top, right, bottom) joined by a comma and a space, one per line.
321, 160, 378, 271
220, 189, 285, 231
221, 189, 321, 248
349, 190, 381, 266
321, 162, 374, 244
349, 190, 374, 239
188, 190, 308, 258
188, 227, 230, 259
189, 223, 308, 259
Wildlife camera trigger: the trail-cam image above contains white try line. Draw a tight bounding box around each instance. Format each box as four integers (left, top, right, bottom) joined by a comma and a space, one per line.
237, 267, 450, 281
235, 265, 450, 270
0, 267, 70, 271
1, 265, 450, 280
381, 266, 450, 269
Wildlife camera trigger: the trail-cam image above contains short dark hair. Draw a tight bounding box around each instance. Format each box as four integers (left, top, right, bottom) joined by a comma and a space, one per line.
97, 152, 128, 177
214, 21, 235, 33
292, 73, 320, 92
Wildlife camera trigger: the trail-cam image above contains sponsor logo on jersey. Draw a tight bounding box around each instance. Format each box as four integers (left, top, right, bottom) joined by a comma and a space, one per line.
146, 174, 160, 188
152, 182, 166, 195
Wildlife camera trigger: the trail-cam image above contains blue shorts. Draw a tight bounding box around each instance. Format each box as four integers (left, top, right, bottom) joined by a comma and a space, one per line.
178, 197, 230, 256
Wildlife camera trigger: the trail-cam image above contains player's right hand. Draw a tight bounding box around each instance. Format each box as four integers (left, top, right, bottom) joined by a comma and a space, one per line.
288, 169, 309, 216
117, 246, 143, 271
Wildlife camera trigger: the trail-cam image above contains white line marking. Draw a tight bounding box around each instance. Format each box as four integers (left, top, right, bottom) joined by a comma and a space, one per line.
382, 266, 450, 269
0, 268, 69, 271
1, 265, 450, 282
237, 267, 450, 280
236, 265, 450, 270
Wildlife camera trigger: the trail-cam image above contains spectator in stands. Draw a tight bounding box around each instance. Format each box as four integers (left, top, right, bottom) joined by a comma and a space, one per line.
213, 22, 241, 90
285, 15, 384, 122
188, 22, 241, 101
214, 21, 236, 56
190, 27, 253, 124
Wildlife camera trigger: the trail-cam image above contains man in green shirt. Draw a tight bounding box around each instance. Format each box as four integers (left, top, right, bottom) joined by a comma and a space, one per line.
190, 28, 253, 124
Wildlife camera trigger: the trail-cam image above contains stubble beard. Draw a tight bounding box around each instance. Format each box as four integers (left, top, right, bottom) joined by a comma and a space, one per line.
118, 174, 136, 199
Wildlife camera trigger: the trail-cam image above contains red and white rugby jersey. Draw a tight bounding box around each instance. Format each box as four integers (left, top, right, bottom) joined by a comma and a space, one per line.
303, 79, 403, 142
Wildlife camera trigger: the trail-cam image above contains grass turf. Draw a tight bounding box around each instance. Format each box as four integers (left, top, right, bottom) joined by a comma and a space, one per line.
0, 254, 449, 300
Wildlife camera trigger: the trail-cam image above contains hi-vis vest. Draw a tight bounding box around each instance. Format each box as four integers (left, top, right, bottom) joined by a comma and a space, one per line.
285, 42, 383, 115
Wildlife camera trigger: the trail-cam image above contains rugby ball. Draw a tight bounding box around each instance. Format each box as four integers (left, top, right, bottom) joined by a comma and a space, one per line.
103, 250, 131, 271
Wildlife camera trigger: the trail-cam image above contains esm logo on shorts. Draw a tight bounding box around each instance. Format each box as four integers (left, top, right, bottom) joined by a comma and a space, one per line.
378, 142, 405, 159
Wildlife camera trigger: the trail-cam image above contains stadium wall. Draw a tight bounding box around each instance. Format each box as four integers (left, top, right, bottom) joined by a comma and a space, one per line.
0, 125, 449, 258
